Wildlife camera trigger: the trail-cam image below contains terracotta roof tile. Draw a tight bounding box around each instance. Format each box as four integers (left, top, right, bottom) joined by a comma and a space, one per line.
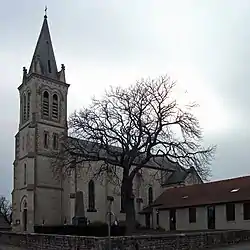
153, 175, 250, 209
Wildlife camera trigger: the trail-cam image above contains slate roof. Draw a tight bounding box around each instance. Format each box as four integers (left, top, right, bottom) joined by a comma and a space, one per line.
67, 137, 183, 171
163, 168, 188, 185
153, 175, 250, 210
29, 15, 58, 79
163, 166, 201, 186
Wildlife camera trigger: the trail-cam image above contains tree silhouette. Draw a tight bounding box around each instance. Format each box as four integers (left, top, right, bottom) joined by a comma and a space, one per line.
54, 75, 215, 234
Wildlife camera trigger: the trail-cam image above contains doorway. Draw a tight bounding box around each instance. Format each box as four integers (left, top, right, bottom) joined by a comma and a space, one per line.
207, 205, 215, 229
169, 209, 176, 231
22, 208, 27, 231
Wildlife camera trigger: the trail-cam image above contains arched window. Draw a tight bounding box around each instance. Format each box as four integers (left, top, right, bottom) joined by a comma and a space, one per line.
52, 94, 59, 119
27, 92, 31, 120
24, 164, 27, 185
148, 187, 153, 205
42, 91, 49, 118
88, 180, 96, 211
23, 93, 27, 122
23, 200, 27, 208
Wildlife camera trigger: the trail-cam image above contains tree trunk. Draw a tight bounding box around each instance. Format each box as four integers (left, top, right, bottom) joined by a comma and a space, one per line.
121, 176, 136, 235
125, 196, 135, 235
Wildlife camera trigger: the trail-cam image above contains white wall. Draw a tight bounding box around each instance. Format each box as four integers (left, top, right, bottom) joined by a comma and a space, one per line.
158, 203, 250, 232
216, 203, 250, 230
12, 74, 69, 233
63, 162, 163, 225
176, 207, 207, 231
158, 207, 207, 231
158, 209, 170, 231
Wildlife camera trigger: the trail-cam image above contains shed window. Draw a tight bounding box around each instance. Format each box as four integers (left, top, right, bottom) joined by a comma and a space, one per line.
226, 203, 235, 221
189, 207, 196, 223
244, 203, 250, 220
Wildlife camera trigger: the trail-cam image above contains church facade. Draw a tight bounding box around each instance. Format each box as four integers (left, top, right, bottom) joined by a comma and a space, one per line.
11, 15, 202, 233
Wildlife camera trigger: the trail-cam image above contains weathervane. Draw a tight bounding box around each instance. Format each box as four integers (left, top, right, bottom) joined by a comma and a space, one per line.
44, 6, 48, 18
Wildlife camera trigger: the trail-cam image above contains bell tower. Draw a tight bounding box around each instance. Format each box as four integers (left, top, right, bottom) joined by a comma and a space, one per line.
12, 14, 69, 232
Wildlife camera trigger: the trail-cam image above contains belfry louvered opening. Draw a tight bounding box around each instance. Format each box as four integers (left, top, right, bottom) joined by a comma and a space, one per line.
42, 91, 49, 118
27, 92, 31, 120
52, 94, 59, 119
23, 93, 27, 122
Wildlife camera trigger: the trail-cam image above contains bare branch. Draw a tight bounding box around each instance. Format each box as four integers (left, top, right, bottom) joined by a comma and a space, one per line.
0, 196, 12, 225
52, 75, 216, 233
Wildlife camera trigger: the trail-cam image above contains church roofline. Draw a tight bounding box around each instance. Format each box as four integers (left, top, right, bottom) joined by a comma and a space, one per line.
66, 136, 182, 171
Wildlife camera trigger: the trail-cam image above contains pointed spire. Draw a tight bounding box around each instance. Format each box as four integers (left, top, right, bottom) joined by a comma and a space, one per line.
29, 13, 58, 80
22, 67, 27, 84
58, 64, 66, 82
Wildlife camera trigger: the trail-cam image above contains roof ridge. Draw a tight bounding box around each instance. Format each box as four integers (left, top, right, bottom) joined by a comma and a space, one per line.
204, 175, 250, 185
165, 175, 250, 191
153, 174, 250, 209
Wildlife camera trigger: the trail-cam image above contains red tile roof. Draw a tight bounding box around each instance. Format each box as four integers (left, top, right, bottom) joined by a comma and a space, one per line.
153, 175, 250, 209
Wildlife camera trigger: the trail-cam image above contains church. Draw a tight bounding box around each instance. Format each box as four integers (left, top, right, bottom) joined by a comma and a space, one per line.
11, 14, 202, 233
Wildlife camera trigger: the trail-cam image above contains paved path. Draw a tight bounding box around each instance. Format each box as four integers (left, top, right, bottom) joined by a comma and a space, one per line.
0, 246, 25, 250
212, 242, 250, 249
1, 243, 250, 250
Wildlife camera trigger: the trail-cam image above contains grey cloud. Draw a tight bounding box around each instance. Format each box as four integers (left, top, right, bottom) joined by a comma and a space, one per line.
206, 131, 250, 181
1, 0, 250, 197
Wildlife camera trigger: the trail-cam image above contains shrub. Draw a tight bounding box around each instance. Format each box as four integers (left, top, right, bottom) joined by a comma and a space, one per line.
34, 220, 126, 236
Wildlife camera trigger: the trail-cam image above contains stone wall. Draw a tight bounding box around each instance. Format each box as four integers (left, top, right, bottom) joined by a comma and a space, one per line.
1, 230, 250, 250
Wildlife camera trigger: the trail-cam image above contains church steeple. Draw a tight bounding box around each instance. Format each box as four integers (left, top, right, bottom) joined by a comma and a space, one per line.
29, 14, 58, 80
13, 12, 69, 234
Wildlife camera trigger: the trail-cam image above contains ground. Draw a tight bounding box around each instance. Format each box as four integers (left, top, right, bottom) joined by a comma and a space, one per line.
212, 242, 250, 249
0, 247, 25, 250
1, 242, 250, 249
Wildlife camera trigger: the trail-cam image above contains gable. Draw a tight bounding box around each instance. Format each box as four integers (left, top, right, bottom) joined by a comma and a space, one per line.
184, 169, 203, 186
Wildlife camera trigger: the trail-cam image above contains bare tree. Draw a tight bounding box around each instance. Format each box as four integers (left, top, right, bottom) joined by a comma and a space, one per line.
55, 75, 215, 234
0, 196, 12, 225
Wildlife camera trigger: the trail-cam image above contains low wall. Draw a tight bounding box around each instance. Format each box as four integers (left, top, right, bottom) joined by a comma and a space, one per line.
1, 230, 250, 249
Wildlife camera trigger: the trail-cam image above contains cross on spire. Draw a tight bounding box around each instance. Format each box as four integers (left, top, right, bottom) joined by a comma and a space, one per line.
28, 10, 58, 79
44, 6, 48, 18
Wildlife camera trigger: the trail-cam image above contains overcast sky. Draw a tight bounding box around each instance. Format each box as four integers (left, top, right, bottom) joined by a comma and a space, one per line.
1, 0, 250, 198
